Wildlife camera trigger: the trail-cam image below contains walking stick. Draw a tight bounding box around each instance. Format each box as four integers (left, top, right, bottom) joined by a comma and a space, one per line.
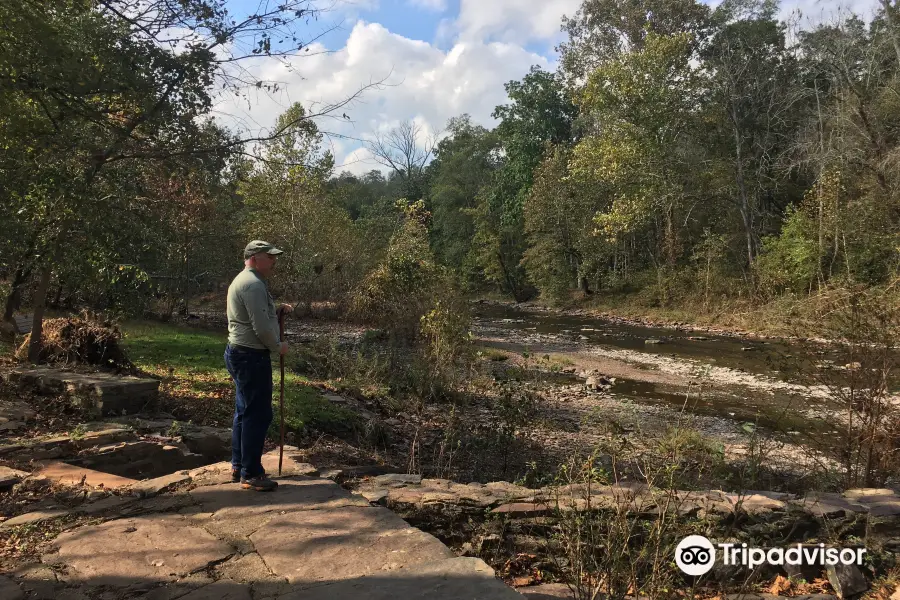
277, 309, 286, 477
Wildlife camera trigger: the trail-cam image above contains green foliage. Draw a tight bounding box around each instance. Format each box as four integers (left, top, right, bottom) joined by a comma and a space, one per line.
523, 146, 608, 303
470, 67, 578, 302
240, 104, 368, 313
351, 200, 441, 338
419, 298, 475, 397
349, 200, 474, 400
427, 115, 501, 282
754, 207, 820, 295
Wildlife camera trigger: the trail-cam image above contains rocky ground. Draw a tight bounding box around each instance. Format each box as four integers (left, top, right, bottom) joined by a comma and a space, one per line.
3, 306, 897, 598
0, 452, 523, 600
2, 392, 897, 600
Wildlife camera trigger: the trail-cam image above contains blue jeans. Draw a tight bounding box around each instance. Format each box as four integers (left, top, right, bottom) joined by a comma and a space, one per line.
224, 345, 273, 480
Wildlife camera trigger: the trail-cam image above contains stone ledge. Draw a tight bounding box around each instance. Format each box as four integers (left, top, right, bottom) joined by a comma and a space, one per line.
9, 367, 159, 416
351, 473, 900, 522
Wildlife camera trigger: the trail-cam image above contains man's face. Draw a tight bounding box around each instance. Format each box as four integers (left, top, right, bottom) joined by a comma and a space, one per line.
253, 252, 277, 276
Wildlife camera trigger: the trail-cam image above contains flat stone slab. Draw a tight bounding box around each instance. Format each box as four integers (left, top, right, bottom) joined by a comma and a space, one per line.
130, 472, 192, 498
189, 462, 236, 486
793, 493, 868, 518
9, 367, 159, 416
53, 513, 233, 586
251, 505, 454, 586
178, 579, 252, 600
0, 576, 24, 600
190, 478, 369, 518
844, 488, 897, 500
38, 460, 139, 490
1, 509, 70, 530
261, 447, 318, 477
492, 502, 554, 518
277, 557, 523, 600
73, 495, 136, 515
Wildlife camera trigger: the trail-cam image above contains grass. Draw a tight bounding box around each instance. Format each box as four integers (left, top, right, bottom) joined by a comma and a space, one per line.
476, 347, 509, 362
121, 321, 359, 436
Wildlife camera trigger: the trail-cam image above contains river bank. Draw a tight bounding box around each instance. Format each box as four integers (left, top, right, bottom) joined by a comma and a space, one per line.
476, 295, 835, 343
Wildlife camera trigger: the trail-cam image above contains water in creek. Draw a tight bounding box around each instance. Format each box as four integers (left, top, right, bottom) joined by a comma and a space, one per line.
472, 303, 840, 437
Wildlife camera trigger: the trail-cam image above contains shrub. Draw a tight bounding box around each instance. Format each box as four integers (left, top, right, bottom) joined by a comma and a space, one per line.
350, 200, 442, 341
754, 206, 819, 296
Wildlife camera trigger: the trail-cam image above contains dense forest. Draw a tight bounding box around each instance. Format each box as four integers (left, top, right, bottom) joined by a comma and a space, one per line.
2, 0, 899, 340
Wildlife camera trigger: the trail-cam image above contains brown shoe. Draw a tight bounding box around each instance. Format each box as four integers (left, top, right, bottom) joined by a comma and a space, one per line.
241, 476, 278, 491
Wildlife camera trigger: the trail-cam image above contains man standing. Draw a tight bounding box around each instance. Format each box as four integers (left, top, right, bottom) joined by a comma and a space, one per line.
225, 240, 292, 491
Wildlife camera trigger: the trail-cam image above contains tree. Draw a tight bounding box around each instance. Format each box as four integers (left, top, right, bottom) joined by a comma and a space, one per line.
771, 13, 900, 289
569, 32, 706, 301
702, 0, 801, 269
367, 121, 437, 201
240, 104, 366, 313
0, 0, 379, 360
523, 146, 608, 302
426, 115, 501, 278
557, 0, 710, 88
471, 67, 578, 301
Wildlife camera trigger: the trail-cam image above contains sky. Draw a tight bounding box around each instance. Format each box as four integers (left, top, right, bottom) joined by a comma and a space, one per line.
213, 0, 882, 176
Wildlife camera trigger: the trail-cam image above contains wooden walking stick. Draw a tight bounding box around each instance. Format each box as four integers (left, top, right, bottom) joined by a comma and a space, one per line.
277, 308, 286, 477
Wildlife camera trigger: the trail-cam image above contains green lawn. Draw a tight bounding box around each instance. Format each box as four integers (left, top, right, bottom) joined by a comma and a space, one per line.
122, 321, 359, 436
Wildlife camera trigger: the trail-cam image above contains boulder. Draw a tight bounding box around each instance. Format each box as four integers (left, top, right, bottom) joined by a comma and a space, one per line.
826, 563, 868, 599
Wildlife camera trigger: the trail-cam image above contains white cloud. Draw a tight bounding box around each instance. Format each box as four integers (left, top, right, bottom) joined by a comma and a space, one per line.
454, 0, 581, 44
408, 0, 448, 10
213, 21, 549, 174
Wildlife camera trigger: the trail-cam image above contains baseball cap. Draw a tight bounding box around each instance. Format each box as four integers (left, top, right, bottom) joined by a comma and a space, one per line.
244, 240, 284, 259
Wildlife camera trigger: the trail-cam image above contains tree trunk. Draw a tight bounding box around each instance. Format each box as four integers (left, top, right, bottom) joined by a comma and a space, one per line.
3, 265, 31, 324
731, 105, 755, 267
27, 262, 54, 363
27, 216, 73, 362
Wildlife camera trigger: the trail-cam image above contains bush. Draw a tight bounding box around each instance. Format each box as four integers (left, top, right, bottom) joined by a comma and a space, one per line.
350, 200, 442, 341
754, 206, 819, 296
349, 200, 474, 401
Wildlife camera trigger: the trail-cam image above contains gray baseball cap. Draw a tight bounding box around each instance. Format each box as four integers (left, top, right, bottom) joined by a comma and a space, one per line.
244, 240, 284, 259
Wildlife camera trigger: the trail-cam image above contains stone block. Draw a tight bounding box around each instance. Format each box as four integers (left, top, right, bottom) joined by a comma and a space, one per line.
54, 513, 233, 587
0, 576, 24, 600
826, 563, 868, 599
491, 502, 554, 518
9, 367, 159, 416
276, 557, 522, 599
181, 427, 231, 459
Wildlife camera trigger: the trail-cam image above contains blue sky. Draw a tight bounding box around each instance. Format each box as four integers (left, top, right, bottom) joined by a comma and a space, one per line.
215, 0, 878, 175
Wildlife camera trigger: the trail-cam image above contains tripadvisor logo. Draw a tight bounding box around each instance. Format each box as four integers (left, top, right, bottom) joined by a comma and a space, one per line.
676, 536, 716, 576
675, 536, 866, 576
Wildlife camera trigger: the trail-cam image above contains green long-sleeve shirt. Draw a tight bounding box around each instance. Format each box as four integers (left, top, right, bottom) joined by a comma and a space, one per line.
226, 268, 280, 353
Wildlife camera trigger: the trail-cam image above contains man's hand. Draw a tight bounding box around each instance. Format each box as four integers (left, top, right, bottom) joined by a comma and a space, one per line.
279, 341, 289, 355
278, 303, 294, 315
